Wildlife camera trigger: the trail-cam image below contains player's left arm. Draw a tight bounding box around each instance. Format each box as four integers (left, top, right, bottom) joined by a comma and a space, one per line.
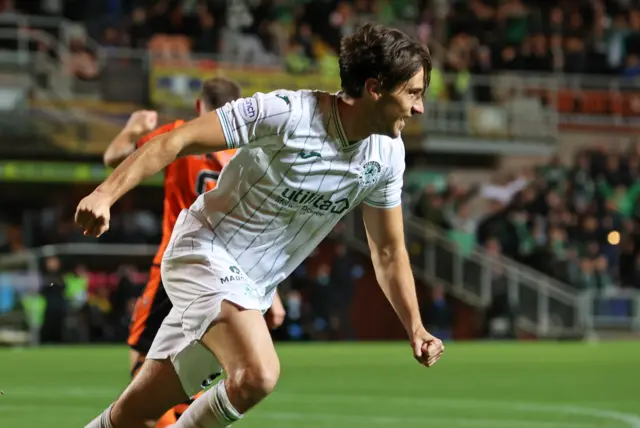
362, 204, 420, 334
362, 205, 444, 367
361, 145, 444, 367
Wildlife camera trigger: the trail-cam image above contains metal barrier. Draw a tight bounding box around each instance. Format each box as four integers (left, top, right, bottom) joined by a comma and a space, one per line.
342, 207, 640, 337
342, 208, 587, 337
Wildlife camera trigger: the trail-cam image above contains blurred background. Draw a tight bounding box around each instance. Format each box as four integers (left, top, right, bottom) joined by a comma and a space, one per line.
1, 0, 640, 357
2, 1, 640, 427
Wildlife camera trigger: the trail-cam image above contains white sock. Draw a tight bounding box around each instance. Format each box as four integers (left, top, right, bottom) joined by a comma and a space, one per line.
173, 381, 243, 427
85, 403, 114, 428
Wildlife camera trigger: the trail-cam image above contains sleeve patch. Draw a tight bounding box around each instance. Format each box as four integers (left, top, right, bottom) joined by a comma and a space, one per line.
239, 97, 259, 123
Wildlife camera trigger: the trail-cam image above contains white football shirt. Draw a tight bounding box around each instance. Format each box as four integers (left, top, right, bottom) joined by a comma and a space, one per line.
189, 89, 405, 292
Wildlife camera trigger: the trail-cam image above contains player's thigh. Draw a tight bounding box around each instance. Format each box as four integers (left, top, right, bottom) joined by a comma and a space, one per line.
112, 358, 188, 427
200, 300, 280, 395
161, 253, 280, 379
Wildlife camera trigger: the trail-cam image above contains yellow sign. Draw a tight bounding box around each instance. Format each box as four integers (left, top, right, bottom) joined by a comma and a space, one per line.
149, 62, 424, 137
150, 64, 339, 107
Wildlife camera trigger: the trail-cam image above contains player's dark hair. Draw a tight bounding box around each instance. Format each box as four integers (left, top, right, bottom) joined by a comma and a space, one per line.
200, 77, 242, 110
339, 23, 431, 98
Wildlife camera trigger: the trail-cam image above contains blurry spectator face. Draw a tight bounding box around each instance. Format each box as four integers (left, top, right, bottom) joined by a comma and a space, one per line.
432, 285, 445, 301
200, 12, 214, 29
580, 259, 593, 273
103, 27, 120, 46
431, 195, 443, 208
299, 23, 312, 39
45, 256, 60, 273
606, 155, 619, 172
132, 7, 146, 23
533, 35, 547, 55
624, 219, 635, 232
485, 238, 501, 255
75, 264, 88, 276
561, 211, 576, 226
546, 191, 561, 209
457, 203, 470, 219
565, 37, 584, 53
568, 12, 583, 30
477, 46, 491, 65
522, 187, 536, 202
584, 216, 598, 232
550, 8, 563, 25
317, 264, 331, 277
550, 227, 566, 242
501, 46, 516, 61
631, 10, 640, 30
595, 257, 608, 272
550, 34, 562, 49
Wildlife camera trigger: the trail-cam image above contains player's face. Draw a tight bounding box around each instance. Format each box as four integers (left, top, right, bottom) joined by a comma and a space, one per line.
376, 68, 425, 138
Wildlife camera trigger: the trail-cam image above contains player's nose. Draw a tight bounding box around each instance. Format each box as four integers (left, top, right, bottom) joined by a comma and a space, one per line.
411, 98, 424, 115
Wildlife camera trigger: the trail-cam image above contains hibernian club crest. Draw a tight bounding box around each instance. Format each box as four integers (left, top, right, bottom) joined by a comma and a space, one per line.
358, 161, 382, 188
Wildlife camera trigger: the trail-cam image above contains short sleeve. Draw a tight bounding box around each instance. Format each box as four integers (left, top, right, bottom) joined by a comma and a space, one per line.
363, 142, 406, 209
216, 91, 296, 150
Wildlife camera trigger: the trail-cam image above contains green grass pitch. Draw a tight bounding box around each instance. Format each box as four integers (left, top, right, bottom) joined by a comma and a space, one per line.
0, 341, 639, 427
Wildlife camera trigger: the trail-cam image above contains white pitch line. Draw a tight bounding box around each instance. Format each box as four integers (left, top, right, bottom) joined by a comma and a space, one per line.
259, 411, 605, 428
274, 393, 640, 428
3, 387, 639, 427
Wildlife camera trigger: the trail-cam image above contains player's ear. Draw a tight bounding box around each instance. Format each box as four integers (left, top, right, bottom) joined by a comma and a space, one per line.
364, 78, 382, 101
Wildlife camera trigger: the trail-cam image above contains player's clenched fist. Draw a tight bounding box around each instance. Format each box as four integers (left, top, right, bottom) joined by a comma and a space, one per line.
125, 110, 158, 135
411, 326, 445, 368
75, 192, 112, 238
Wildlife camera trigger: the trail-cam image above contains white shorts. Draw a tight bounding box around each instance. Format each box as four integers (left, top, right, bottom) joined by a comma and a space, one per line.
147, 209, 274, 397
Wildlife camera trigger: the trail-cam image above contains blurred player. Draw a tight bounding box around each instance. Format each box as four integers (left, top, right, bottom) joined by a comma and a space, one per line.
80, 23, 444, 428
103, 77, 286, 427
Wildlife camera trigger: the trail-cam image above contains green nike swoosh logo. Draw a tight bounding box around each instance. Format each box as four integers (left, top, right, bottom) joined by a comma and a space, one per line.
276, 94, 290, 105
300, 151, 321, 159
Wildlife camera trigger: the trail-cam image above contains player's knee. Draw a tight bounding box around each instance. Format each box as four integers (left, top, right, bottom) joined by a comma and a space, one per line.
228, 361, 280, 406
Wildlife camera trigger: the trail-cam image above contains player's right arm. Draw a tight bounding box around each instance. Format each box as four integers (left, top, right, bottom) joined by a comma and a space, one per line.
76, 92, 295, 237
103, 110, 158, 167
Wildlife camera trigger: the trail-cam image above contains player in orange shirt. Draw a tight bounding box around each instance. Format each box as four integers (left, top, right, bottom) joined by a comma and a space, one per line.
103, 77, 285, 428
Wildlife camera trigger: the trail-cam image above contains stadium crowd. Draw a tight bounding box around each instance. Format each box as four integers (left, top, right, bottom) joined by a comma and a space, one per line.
7, 0, 640, 91
412, 144, 640, 294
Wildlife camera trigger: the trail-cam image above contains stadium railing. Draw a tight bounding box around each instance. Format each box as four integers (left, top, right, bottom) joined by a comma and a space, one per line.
343, 208, 587, 338
343, 208, 640, 338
